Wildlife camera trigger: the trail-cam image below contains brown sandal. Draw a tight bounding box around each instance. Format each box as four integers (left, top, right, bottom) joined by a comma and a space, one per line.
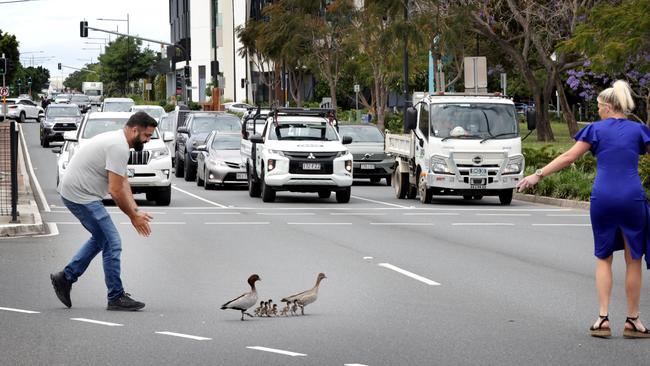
623, 316, 650, 338
590, 314, 611, 338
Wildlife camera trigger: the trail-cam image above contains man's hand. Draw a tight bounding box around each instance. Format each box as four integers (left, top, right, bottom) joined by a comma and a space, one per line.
130, 210, 153, 237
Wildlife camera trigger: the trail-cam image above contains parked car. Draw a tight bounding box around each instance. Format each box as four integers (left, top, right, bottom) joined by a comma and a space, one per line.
196, 132, 247, 189
175, 112, 241, 181
52, 131, 78, 186
39, 104, 82, 147
161, 105, 191, 165
69, 94, 92, 113
66, 112, 174, 205
101, 97, 135, 112
338, 124, 395, 185
223, 102, 254, 114
130, 105, 166, 122
2, 98, 44, 123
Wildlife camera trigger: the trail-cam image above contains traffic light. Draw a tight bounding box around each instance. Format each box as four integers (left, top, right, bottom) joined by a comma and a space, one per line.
58, 63, 61, 70
27, 77, 32, 85
0, 58, 5, 75
183, 65, 191, 79
210, 60, 219, 76
80, 21, 88, 37
241, 78, 246, 88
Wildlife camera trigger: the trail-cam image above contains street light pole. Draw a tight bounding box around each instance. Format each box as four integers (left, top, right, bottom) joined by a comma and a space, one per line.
402, 0, 410, 115
97, 15, 129, 94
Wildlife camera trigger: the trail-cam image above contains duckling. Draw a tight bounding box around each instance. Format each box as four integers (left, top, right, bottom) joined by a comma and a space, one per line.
281, 273, 327, 315
253, 301, 264, 317
220, 274, 261, 321
279, 300, 290, 316
266, 299, 274, 317
270, 304, 278, 316
260, 301, 268, 317
290, 300, 299, 316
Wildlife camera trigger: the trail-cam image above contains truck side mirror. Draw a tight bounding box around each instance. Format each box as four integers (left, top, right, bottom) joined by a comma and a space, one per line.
526, 109, 537, 131
342, 136, 353, 145
177, 126, 189, 134
250, 134, 264, 144
404, 106, 417, 132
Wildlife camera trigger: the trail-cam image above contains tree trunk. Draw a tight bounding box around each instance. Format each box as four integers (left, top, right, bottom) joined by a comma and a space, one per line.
555, 77, 578, 136
329, 82, 337, 110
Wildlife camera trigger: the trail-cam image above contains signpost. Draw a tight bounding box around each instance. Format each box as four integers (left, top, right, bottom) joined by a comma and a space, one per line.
1, 54, 6, 121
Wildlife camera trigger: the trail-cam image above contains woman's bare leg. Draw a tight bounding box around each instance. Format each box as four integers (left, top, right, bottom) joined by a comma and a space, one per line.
624, 237, 646, 331
594, 255, 613, 329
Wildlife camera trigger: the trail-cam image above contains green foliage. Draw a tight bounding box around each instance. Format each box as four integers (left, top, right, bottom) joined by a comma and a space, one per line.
0, 29, 20, 85
64, 63, 99, 91
17, 65, 50, 94
187, 101, 201, 110
98, 36, 157, 95
384, 112, 403, 134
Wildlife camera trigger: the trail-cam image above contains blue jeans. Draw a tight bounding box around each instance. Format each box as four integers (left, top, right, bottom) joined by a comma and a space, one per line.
62, 197, 124, 301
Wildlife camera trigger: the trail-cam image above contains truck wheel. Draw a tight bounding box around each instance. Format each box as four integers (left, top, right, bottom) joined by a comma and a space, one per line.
499, 189, 513, 205
260, 170, 276, 202
184, 152, 196, 181
336, 187, 351, 203
394, 170, 408, 199
418, 175, 433, 204
174, 152, 184, 177
385, 175, 392, 186
318, 190, 331, 199
155, 186, 172, 206
407, 184, 417, 199
248, 165, 261, 197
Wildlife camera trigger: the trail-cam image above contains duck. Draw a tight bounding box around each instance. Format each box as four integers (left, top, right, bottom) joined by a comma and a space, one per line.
281, 273, 327, 315
220, 274, 261, 321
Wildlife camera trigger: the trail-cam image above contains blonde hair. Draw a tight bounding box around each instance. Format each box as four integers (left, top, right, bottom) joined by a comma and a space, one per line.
597, 80, 635, 113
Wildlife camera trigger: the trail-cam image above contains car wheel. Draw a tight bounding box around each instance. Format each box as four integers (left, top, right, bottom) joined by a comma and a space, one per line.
184, 152, 196, 181
260, 169, 275, 202
336, 187, 351, 203
155, 186, 172, 206
318, 190, 331, 199
174, 152, 184, 177
203, 168, 212, 190
37, 114, 43, 122
196, 165, 204, 186
248, 164, 261, 198
385, 175, 392, 186
42, 136, 49, 148
499, 189, 513, 205
19, 112, 26, 123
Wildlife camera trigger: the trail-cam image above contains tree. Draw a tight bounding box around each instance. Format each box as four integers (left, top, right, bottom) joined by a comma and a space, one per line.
63, 63, 99, 91
17, 65, 51, 95
98, 36, 156, 95
237, 19, 278, 105
0, 29, 20, 86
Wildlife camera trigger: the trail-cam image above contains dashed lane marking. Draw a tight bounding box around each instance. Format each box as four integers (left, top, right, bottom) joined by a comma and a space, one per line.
257, 212, 316, 216
345, 364, 369, 366
287, 222, 352, 225
246, 346, 307, 357
71, 318, 123, 327
183, 212, 241, 215
378, 263, 440, 286
452, 223, 515, 226
330, 213, 388, 216
476, 213, 531, 216
350, 195, 410, 208
545, 214, 590, 217
204, 222, 270, 225
0, 307, 40, 314
155, 331, 211, 341
370, 223, 435, 226
532, 223, 591, 227
403, 212, 459, 216
120, 222, 186, 225
171, 185, 228, 208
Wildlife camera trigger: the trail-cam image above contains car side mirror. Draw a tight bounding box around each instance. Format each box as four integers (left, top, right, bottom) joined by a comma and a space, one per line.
342, 136, 353, 145
404, 106, 418, 132
419, 138, 424, 148
51, 147, 61, 154
250, 134, 264, 144
526, 109, 537, 131
177, 126, 189, 134
64, 135, 78, 142
195, 144, 207, 152
163, 131, 174, 142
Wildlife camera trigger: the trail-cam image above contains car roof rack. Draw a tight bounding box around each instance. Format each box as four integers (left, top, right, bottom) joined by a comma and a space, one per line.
268, 107, 336, 119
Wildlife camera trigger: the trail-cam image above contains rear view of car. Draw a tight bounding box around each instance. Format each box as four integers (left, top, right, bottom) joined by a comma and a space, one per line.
101, 98, 135, 112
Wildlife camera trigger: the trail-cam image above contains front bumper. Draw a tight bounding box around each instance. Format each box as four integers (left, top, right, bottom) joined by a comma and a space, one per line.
352, 158, 395, 178
128, 156, 173, 190
43, 125, 77, 140
205, 163, 248, 185
425, 171, 522, 194
264, 158, 353, 191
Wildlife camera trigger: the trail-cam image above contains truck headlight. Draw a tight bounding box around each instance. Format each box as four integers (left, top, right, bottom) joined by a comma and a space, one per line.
431, 156, 452, 174
503, 157, 524, 174
268, 149, 285, 157
151, 147, 169, 159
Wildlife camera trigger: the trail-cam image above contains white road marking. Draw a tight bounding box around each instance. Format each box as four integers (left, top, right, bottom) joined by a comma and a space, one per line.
363, 256, 374, 260
52, 222, 78, 225
71, 318, 123, 327
257, 212, 315, 216
0, 307, 40, 314
19, 125, 50, 212
171, 185, 228, 208
351, 195, 409, 208
287, 222, 352, 225
246, 346, 307, 357
204, 222, 270, 225
532, 223, 591, 227
546, 214, 590, 217
403, 212, 459, 216
183, 212, 241, 215
34, 223, 59, 238
370, 223, 435, 226
476, 213, 531, 216
378, 263, 440, 286
331, 213, 388, 216
155, 331, 211, 341
120, 222, 186, 225
345, 364, 369, 366
452, 223, 515, 226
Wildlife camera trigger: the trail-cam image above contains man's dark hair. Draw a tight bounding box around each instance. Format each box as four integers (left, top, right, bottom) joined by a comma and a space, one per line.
126, 111, 158, 128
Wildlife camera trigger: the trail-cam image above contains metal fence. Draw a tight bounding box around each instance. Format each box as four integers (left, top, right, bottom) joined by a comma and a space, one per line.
0, 121, 18, 221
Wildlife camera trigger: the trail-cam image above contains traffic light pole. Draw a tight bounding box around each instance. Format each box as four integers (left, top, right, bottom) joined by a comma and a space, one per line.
2, 53, 6, 120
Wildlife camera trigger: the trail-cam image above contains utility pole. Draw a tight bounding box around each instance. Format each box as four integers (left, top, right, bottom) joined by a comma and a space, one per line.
402, 0, 410, 114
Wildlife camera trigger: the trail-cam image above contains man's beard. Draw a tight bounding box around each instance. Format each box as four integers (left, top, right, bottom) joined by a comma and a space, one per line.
133, 138, 144, 152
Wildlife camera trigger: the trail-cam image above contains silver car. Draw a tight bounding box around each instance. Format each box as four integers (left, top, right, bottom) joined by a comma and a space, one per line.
196, 131, 247, 189
338, 124, 395, 186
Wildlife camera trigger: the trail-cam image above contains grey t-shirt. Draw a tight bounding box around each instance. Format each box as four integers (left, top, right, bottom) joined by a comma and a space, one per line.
60, 129, 130, 204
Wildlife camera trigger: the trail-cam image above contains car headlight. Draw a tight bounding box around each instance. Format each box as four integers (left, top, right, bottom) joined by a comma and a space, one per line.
430, 156, 452, 174
335, 150, 349, 158
209, 159, 227, 167
268, 149, 285, 157
150, 147, 169, 159
503, 157, 524, 174
43, 121, 54, 127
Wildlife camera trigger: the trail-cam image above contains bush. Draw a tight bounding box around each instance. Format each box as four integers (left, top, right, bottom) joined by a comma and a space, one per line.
384, 112, 403, 133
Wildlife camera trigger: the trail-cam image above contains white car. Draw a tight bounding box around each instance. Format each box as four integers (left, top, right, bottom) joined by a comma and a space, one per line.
243, 108, 354, 203
223, 102, 254, 114
2, 98, 44, 123
53, 131, 77, 187
66, 112, 174, 205
130, 105, 166, 122
101, 97, 135, 112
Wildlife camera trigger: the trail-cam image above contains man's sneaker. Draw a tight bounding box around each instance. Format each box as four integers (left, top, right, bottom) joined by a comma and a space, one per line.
107, 293, 145, 311
50, 271, 72, 308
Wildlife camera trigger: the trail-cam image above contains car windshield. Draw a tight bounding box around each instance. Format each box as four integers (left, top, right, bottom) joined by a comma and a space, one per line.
85, 90, 101, 96
47, 107, 81, 118
338, 126, 384, 143
430, 103, 518, 139
71, 95, 89, 103
132, 107, 164, 119
211, 134, 241, 150
103, 101, 134, 112
268, 120, 339, 141
82, 118, 159, 139
191, 116, 240, 134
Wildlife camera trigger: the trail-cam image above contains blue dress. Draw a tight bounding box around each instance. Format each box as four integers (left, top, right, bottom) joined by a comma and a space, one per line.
574, 118, 650, 267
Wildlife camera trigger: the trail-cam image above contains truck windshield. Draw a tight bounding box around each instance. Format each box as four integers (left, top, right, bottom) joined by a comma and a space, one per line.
85, 90, 101, 96
430, 103, 518, 139
268, 121, 339, 141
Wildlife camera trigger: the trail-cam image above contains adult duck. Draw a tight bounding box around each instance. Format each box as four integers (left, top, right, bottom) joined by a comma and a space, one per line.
281, 273, 326, 315
221, 274, 261, 321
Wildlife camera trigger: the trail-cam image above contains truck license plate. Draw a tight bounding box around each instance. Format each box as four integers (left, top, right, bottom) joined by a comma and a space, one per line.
127, 169, 135, 178
360, 164, 375, 170
469, 168, 487, 176
236, 172, 247, 180
470, 184, 486, 189
303, 163, 321, 170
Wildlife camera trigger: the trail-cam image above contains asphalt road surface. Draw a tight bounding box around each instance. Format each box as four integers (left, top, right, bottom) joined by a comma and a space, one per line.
1, 122, 648, 365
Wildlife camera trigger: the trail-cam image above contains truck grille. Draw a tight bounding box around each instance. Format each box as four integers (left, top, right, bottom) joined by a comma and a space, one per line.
128, 151, 150, 165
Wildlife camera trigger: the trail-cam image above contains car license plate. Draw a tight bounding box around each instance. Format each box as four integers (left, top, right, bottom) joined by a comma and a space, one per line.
127, 169, 135, 178
360, 164, 375, 170
470, 184, 486, 189
236, 172, 247, 180
303, 163, 321, 170
469, 168, 487, 176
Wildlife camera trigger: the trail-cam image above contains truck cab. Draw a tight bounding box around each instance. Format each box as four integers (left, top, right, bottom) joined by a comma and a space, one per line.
387, 93, 531, 205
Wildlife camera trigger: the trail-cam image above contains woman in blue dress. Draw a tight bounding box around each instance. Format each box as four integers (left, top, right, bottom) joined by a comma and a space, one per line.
518, 80, 650, 338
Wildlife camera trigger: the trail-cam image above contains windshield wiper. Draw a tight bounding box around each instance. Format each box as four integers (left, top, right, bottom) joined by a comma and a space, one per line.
480, 132, 518, 143
441, 134, 482, 142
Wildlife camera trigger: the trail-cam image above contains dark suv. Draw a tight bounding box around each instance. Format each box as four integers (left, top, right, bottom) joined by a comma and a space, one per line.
40, 104, 82, 147
175, 112, 241, 181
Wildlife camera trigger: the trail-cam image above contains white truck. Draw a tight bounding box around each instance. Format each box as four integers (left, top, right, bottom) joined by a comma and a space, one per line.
242, 108, 354, 203
81, 82, 103, 106
386, 92, 536, 205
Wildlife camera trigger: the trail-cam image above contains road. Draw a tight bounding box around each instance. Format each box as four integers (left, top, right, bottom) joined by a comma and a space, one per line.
1, 122, 648, 365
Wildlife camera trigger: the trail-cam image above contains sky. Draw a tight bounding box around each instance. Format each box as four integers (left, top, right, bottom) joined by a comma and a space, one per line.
1, 0, 170, 85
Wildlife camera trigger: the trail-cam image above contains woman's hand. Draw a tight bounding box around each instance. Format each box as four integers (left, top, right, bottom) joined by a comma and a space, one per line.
516, 174, 541, 192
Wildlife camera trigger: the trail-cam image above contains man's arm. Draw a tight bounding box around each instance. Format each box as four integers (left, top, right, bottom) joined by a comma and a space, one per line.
108, 171, 152, 236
